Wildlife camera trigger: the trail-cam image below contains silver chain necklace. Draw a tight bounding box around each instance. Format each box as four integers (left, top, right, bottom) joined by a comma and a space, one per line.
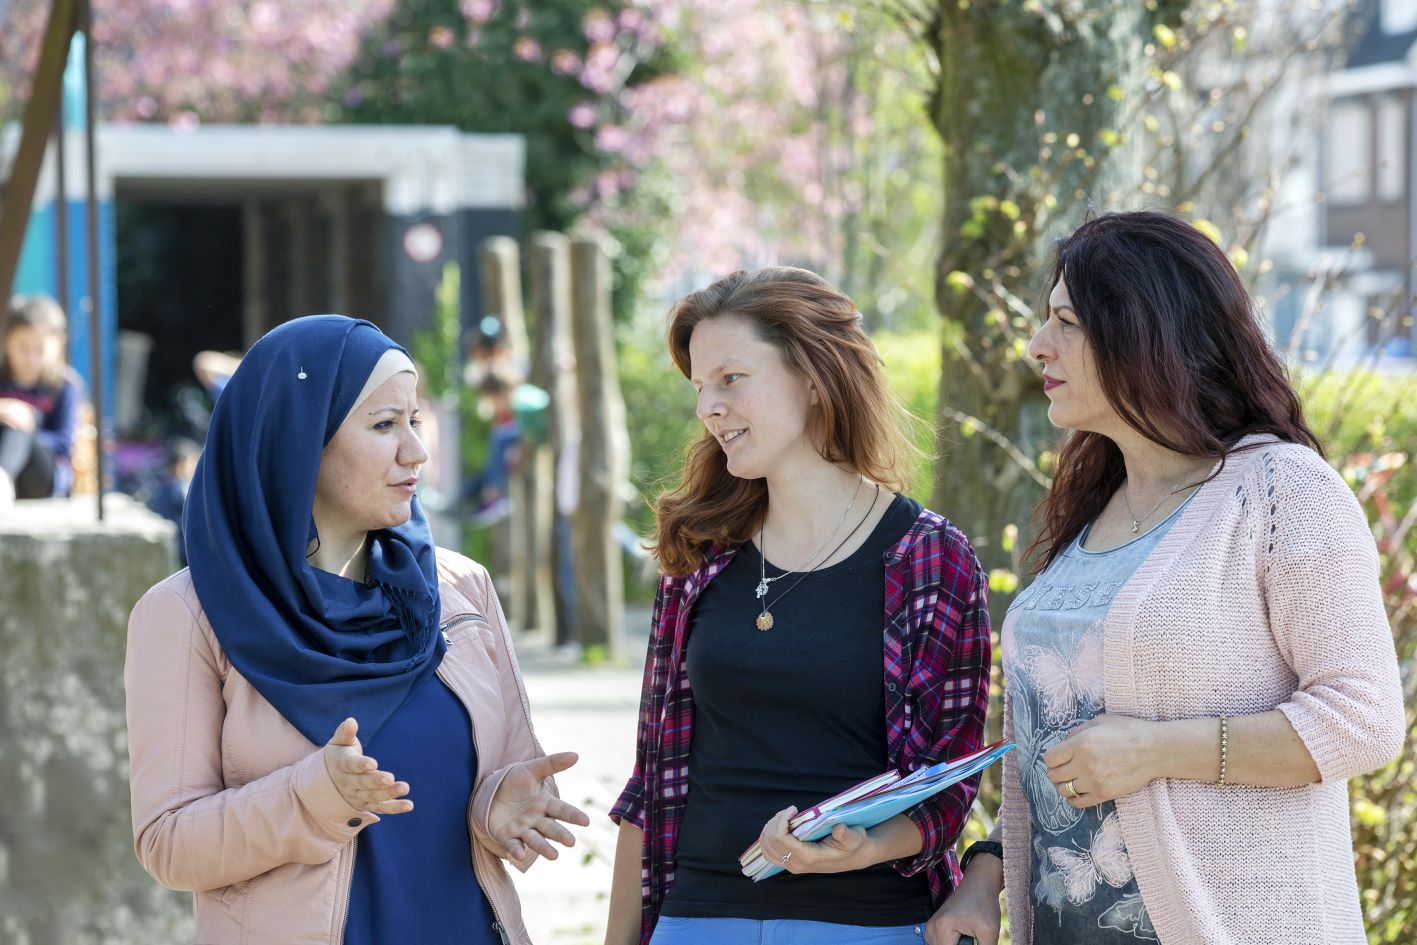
753, 476, 863, 600
1120, 461, 1208, 533
756, 484, 881, 631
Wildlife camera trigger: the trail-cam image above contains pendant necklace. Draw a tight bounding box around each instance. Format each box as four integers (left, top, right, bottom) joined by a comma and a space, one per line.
757, 483, 881, 631
753, 476, 863, 601
1120, 460, 1209, 534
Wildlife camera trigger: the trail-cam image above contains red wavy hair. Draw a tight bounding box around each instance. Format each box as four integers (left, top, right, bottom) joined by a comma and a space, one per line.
653, 266, 916, 577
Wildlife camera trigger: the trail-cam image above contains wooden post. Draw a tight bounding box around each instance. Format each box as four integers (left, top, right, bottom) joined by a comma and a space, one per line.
478, 236, 530, 364
477, 237, 523, 622
569, 237, 626, 657
524, 233, 571, 640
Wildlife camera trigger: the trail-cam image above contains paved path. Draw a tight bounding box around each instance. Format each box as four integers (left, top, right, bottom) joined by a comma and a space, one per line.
507, 608, 650, 945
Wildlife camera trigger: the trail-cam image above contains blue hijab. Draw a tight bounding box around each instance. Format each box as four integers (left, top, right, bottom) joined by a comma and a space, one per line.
184, 315, 444, 746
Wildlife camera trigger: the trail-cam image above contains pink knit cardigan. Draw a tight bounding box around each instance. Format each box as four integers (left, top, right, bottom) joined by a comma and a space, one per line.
1000, 436, 1406, 945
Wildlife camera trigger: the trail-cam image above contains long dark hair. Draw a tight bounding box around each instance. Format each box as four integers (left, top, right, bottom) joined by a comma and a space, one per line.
1025, 210, 1322, 573
655, 266, 915, 577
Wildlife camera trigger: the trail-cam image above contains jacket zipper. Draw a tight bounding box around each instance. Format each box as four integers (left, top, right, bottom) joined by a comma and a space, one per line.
438, 622, 514, 945
335, 613, 488, 945
336, 838, 357, 943
442, 612, 485, 635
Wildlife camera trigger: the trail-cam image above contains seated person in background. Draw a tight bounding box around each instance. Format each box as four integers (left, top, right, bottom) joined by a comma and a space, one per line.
0, 294, 84, 509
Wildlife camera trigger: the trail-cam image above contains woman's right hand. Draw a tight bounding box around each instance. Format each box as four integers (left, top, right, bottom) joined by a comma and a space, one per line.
322, 717, 414, 815
924, 863, 1003, 945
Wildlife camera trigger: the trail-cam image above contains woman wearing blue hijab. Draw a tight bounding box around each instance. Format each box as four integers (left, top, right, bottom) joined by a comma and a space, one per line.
124, 315, 586, 945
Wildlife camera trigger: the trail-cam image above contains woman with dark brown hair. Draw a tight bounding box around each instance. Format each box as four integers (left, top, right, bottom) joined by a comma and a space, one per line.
926, 210, 1405, 945
604, 267, 993, 945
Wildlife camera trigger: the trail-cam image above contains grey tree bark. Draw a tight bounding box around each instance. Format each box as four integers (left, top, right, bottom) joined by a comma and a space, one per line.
526, 232, 573, 640
924, 2, 1187, 617
569, 237, 628, 656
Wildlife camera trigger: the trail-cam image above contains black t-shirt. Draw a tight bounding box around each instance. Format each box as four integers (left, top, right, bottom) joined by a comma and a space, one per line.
660, 492, 932, 926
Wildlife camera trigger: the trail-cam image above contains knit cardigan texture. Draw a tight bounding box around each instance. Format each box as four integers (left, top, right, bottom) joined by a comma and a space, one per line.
1000, 436, 1406, 945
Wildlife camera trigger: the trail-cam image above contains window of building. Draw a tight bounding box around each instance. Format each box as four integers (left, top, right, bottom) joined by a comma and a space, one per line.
1327, 100, 1372, 205
1377, 96, 1406, 202
1381, 0, 1417, 34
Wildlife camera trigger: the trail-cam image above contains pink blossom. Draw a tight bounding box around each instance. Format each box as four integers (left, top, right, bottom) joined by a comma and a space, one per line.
568, 102, 598, 129
550, 49, 583, 76
429, 26, 455, 49
582, 8, 617, 44
580, 42, 621, 94
249, 2, 279, 34
459, 0, 499, 24
595, 125, 631, 153
513, 37, 543, 62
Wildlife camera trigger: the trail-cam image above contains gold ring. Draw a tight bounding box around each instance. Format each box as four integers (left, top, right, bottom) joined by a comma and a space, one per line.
1063, 779, 1080, 798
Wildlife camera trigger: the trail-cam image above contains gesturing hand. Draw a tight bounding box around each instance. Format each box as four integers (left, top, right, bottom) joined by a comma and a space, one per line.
487, 752, 590, 869
322, 717, 413, 816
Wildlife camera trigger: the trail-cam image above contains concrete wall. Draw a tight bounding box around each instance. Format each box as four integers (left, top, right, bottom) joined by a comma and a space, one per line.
0, 496, 191, 945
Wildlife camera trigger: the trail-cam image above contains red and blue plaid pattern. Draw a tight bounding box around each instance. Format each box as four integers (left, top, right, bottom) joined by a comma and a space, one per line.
610, 508, 992, 943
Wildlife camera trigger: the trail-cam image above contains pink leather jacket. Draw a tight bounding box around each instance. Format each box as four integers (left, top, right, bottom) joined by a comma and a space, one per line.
124, 549, 549, 945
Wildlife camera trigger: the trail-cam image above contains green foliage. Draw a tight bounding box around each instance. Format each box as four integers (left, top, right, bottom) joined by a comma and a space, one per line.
409, 262, 464, 400
1300, 371, 1417, 945
336, 0, 663, 235
407, 263, 494, 563
615, 325, 697, 538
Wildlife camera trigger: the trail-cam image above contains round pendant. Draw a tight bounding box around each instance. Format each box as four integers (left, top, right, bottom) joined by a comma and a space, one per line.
756, 611, 775, 631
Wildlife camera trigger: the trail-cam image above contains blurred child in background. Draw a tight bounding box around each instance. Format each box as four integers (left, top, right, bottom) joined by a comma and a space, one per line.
0, 294, 83, 510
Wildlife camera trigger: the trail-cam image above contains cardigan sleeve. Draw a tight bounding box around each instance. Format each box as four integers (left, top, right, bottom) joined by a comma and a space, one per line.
1263, 450, 1406, 783
896, 540, 993, 877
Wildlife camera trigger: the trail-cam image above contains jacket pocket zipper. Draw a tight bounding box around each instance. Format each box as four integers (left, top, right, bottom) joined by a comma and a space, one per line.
441, 612, 488, 643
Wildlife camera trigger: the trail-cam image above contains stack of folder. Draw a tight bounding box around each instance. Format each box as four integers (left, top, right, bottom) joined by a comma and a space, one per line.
739, 740, 1015, 882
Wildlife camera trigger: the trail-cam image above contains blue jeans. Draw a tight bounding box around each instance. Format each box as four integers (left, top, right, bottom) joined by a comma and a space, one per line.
649, 916, 925, 944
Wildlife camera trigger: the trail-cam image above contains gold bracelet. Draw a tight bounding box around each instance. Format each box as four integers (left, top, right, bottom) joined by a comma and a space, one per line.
1216, 715, 1229, 787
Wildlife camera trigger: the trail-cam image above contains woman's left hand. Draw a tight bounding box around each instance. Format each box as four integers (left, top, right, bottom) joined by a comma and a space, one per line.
1043, 714, 1162, 806
487, 751, 591, 868
756, 806, 873, 875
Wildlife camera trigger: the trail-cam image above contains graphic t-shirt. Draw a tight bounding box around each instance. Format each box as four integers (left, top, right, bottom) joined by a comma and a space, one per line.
1001, 495, 1194, 944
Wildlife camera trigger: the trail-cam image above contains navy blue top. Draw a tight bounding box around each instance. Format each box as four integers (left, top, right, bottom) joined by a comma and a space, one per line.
344, 674, 499, 945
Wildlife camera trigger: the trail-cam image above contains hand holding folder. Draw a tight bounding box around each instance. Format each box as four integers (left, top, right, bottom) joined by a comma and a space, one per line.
738, 740, 1014, 882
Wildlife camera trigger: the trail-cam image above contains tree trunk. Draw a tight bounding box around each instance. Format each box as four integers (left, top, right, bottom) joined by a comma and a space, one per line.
527, 232, 573, 642
927, 4, 1181, 612
478, 237, 524, 621
569, 237, 628, 657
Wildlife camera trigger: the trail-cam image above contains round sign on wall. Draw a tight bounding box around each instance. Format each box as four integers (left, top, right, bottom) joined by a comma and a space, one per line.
402, 222, 444, 263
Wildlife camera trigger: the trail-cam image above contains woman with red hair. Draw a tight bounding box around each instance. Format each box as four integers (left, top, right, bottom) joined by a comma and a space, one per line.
604, 267, 992, 945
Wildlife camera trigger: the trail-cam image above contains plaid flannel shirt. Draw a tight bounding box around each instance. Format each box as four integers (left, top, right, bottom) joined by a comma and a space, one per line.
609, 508, 992, 943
